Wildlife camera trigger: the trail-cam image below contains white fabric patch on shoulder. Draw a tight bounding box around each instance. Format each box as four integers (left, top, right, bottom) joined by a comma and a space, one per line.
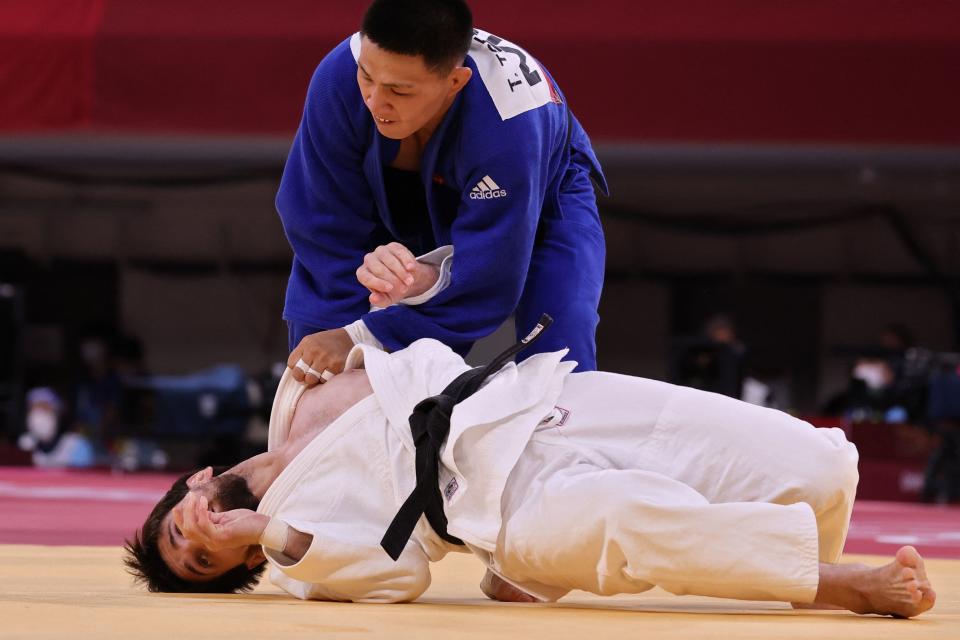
350, 31, 361, 62
470, 29, 559, 121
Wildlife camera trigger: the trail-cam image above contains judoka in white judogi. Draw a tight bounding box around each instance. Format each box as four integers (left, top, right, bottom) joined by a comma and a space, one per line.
256, 337, 858, 604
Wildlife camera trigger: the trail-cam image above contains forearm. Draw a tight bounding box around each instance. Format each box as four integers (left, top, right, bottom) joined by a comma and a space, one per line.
282, 527, 314, 562
259, 517, 314, 563
362, 283, 519, 354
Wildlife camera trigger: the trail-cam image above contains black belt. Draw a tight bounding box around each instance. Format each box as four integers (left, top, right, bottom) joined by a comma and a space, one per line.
380, 314, 554, 561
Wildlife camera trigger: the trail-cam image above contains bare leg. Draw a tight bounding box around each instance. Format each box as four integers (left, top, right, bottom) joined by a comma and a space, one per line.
812, 546, 937, 617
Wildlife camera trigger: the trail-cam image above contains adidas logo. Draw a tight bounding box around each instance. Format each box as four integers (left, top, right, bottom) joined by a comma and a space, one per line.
469, 175, 507, 200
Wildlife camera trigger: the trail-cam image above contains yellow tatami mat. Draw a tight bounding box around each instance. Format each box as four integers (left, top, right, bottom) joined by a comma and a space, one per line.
2, 545, 957, 639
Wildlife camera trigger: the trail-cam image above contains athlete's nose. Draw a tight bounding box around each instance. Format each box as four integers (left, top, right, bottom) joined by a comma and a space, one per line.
365, 87, 390, 116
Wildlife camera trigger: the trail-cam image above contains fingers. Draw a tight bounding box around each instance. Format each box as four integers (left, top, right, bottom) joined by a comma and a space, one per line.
286, 331, 347, 387
178, 493, 204, 543
296, 359, 334, 387
287, 340, 323, 387
191, 495, 226, 550
364, 251, 405, 289
367, 244, 414, 288
178, 494, 248, 553
386, 242, 417, 273
303, 369, 322, 387
356, 243, 417, 299
356, 263, 398, 296
172, 499, 185, 530
369, 291, 393, 307
381, 243, 417, 283
287, 346, 306, 383
287, 344, 334, 383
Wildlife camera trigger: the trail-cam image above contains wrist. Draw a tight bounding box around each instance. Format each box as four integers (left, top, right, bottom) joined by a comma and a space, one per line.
258, 517, 288, 552
333, 327, 353, 349
409, 263, 440, 298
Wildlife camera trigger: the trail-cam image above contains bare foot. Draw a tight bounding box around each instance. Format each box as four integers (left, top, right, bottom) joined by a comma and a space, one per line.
814, 546, 936, 617
480, 570, 539, 603
790, 601, 844, 610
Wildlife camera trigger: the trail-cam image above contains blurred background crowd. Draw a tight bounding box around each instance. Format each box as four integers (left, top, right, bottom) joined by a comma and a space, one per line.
1, 1, 958, 504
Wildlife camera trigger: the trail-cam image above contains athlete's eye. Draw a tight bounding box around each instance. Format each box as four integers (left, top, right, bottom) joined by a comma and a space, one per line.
391, 89, 409, 96
198, 555, 211, 568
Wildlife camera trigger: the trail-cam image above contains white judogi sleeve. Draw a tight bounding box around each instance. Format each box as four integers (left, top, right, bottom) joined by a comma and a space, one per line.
260, 392, 431, 603
262, 521, 430, 604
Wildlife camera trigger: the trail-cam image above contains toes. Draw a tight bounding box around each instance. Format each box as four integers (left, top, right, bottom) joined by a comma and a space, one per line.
908, 583, 922, 604
896, 545, 922, 569
901, 567, 916, 582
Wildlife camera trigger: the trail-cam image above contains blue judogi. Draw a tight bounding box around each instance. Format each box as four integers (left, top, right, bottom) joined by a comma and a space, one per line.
277, 30, 607, 370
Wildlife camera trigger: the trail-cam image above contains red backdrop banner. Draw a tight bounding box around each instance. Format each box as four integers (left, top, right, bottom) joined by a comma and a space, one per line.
1, 1, 959, 144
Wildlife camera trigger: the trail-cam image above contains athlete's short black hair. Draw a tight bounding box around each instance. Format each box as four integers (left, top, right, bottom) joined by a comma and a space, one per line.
361, 0, 473, 73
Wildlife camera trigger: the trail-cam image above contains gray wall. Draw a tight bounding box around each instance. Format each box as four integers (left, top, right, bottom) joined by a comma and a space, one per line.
2, 142, 958, 411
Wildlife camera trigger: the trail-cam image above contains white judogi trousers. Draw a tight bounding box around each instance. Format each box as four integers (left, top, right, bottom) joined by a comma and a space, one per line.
495, 371, 859, 603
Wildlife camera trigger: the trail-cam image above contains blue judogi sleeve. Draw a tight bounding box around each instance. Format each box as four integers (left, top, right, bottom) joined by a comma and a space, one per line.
362, 115, 560, 354
276, 41, 378, 330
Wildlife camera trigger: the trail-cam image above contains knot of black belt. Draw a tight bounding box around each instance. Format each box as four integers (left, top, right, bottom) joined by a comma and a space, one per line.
380, 313, 554, 560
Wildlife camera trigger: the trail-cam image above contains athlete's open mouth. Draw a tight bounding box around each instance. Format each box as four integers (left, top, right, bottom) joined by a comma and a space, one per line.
374, 115, 394, 124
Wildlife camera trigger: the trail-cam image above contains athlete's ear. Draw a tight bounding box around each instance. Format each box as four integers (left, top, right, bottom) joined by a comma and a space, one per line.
447, 66, 472, 97
246, 547, 267, 568
187, 466, 214, 489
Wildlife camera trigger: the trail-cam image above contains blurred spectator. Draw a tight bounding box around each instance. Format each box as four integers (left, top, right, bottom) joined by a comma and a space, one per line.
823, 324, 924, 422
113, 334, 148, 379
17, 386, 95, 468
73, 333, 123, 448
921, 364, 960, 502
670, 314, 747, 399
17, 387, 61, 454
879, 323, 912, 355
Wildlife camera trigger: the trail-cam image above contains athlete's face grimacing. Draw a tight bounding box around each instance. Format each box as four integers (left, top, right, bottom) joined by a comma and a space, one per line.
157, 470, 264, 583
357, 36, 472, 140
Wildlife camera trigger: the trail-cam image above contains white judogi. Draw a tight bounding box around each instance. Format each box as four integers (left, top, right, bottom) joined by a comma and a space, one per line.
257, 339, 858, 604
